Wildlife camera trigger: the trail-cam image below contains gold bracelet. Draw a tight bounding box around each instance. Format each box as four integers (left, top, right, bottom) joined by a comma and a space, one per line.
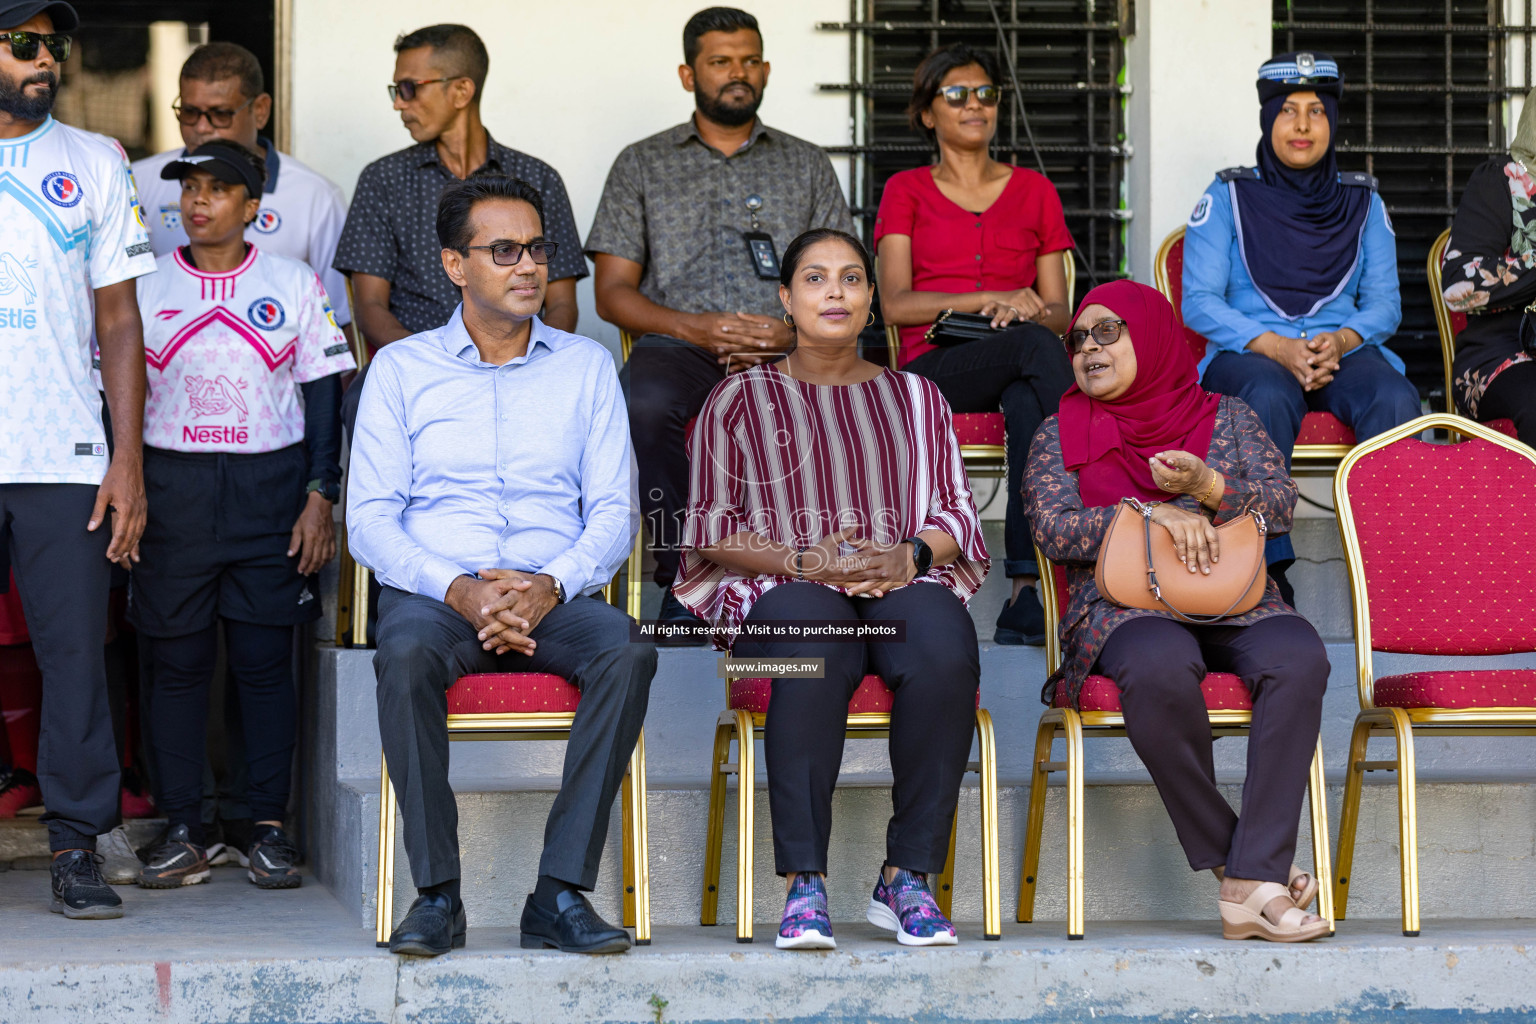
1197, 471, 1221, 508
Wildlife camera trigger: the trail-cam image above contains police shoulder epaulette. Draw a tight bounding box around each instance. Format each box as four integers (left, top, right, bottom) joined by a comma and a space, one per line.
1216, 166, 1257, 182
1340, 171, 1379, 190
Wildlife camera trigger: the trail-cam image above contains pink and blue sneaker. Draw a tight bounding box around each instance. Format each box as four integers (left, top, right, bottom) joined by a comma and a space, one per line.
776, 873, 835, 950
867, 868, 958, 946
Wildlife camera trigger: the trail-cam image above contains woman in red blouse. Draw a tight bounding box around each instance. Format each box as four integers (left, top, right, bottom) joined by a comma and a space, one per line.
876, 44, 1076, 647
677, 229, 990, 951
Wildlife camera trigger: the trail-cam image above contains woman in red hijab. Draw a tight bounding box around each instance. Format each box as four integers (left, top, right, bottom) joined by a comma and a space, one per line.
1024, 280, 1330, 943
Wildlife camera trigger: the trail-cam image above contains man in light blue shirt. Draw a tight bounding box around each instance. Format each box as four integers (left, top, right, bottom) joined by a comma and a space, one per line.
348, 176, 654, 957
1182, 52, 1421, 592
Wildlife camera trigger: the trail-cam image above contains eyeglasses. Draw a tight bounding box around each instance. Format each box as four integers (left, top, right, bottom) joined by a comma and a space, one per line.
939, 84, 999, 107
1062, 318, 1128, 356
0, 31, 70, 62
387, 77, 456, 102
460, 240, 559, 266
172, 96, 256, 128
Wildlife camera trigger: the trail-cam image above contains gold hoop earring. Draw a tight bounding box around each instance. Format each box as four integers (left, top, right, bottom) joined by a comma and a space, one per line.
866, 312, 876, 327
783, 313, 793, 327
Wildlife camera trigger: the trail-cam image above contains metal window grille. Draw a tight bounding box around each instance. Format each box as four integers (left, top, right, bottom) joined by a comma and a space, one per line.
819, 1, 1131, 290
1275, 1, 1536, 399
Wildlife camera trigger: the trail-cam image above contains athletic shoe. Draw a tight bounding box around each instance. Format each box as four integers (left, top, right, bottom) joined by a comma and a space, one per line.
96, 825, 143, 885
993, 587, 1046, 646
202, 818, 228, 866
246, 825, 302, 889
138, 824, 211, 888
0, 766, 42, 817
210, 817, 253, 868
776, 873, 835, 950
867, 868, 958, 946
50, 850, 124, 919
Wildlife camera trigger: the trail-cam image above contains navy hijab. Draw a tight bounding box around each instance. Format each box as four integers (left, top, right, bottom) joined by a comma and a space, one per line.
1230, 89, 1372, 320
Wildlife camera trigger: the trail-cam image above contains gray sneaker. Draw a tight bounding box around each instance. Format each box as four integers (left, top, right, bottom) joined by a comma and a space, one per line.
96, 825, 142, 885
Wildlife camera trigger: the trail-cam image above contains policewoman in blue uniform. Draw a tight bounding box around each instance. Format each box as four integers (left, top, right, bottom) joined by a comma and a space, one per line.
1181, 52, 1419, 600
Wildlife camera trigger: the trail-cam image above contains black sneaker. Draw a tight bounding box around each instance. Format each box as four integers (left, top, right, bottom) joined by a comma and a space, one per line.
994, 586, 1047, 646
50, 850, 124, 919
211, 817, 253, 868
656, 589, 707, 647
246, 825, 302, 889
138, 824, 211, 888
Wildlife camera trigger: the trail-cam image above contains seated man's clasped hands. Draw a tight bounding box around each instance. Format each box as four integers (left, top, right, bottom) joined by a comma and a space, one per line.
676, 229, 990, 950
348, 176, 655, 958
1025, 281, 1331, 944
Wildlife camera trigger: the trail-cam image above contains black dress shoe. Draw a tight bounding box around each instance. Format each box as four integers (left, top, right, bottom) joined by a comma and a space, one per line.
519, 892, 632, 954
389, 892, 466, 956
994, 587, 1047, 646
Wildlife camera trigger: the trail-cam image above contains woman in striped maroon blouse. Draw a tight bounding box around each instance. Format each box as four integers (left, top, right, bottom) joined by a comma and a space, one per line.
677, 229, 990, 951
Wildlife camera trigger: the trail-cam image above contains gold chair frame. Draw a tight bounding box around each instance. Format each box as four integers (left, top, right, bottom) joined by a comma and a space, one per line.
375, 721, 650, 947
1426, 227, 1459, 415
1016, 544, 1335, 938
701, 683, 1001, 942
1330, 413, 1536, 936
1153, 227, 1352, 474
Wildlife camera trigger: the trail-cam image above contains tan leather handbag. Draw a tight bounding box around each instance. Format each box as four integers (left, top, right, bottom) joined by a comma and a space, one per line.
1094, 497, 1268, 623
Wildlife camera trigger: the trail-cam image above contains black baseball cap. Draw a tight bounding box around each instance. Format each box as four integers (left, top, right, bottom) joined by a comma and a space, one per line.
0, 2, 79, 32
160, 141, 265, 198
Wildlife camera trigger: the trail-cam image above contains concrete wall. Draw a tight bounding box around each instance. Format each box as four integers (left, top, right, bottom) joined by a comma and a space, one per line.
1123, 0, 1270, 280
288, 0, 852, 356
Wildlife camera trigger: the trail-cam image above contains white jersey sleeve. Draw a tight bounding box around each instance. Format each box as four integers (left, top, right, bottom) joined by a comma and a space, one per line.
87, 138, 155, 289
292, 263, 354, 383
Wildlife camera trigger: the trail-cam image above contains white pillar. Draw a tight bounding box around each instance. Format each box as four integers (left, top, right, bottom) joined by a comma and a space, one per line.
1124, 0, 1271, 283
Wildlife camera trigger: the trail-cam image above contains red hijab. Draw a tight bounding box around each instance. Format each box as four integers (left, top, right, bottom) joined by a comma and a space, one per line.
1057, 280, 1221, 508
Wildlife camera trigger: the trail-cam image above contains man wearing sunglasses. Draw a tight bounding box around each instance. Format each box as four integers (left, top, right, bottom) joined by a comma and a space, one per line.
0, 0, 158, 920
587, 7, 855, 640
349, 176, 652, 957
132, 43, 352, 339
334, 23, 584, 366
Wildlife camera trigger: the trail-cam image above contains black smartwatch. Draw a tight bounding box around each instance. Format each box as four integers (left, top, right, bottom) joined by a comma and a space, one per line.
306, 477, 341, 503
903, 536, 933, 577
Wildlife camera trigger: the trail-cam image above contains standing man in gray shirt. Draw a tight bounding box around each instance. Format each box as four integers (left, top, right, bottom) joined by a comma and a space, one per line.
586, 7, 855, 636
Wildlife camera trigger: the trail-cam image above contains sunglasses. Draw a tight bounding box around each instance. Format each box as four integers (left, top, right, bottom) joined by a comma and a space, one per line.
172, 95, 256, 128
461, 240, 559, 266
387, 77, 457, 103
939, 84, 999, 107
0, 31, 70, 62
1062, 318, 1128, 356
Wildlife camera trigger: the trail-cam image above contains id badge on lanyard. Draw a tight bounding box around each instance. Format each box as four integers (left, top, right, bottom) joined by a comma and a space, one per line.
743, 194, 779, 279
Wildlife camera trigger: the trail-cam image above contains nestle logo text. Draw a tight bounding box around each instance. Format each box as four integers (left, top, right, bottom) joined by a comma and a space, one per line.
183, 425, 249, 444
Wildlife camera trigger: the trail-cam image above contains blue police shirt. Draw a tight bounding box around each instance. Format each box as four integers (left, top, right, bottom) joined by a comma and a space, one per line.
1181, 173, 1404, 379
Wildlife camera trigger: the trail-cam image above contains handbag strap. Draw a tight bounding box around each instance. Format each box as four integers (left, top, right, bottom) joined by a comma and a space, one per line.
1133, 498, 1268, 625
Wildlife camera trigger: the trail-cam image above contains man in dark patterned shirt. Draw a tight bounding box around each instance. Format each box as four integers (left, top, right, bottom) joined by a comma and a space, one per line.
587, 7, 855, 633
334, 23, 585, 351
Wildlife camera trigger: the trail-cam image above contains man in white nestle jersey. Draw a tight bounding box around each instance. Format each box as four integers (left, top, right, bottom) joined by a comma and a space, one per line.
132, 42, 351, 332
0, 0, 156, 920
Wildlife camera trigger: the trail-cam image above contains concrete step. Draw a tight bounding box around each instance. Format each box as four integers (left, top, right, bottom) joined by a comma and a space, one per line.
0, 869, 1530, 1023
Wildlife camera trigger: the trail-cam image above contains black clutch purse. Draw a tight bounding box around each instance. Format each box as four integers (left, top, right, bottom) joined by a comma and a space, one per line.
1521, 298, 1536, 355
924, 308, 1003, 348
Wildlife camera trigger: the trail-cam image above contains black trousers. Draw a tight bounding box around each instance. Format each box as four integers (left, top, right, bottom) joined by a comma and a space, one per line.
144, 621, 295, 839
1094, 614, 1328, 882
373, 588, 656, 890
904, 324, 1075, 578
1478, 360, 1536, 449
733, 581, 980, 876
622, 336, 727, 588
0, 484, 119, 850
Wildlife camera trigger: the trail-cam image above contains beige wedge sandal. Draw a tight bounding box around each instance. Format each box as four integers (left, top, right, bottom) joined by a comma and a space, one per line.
1288, 865, 1318, 911
1219, 882, 1330, 943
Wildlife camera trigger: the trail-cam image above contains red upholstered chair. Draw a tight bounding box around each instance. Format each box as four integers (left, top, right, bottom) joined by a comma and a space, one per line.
1331, 414, 1536, 936
881, 251, 1076, 481
1016, 546, 1334, 939
1426, 228, 1520, 440
1155, 227, 1358, 475
374, 671, 651, 946
702, 672, 1001, 942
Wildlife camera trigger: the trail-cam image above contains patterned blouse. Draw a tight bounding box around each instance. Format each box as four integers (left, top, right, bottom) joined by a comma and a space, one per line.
1023, 396, 1302, 708
676, 363, 991, 649
1443, 156, 1536, 417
